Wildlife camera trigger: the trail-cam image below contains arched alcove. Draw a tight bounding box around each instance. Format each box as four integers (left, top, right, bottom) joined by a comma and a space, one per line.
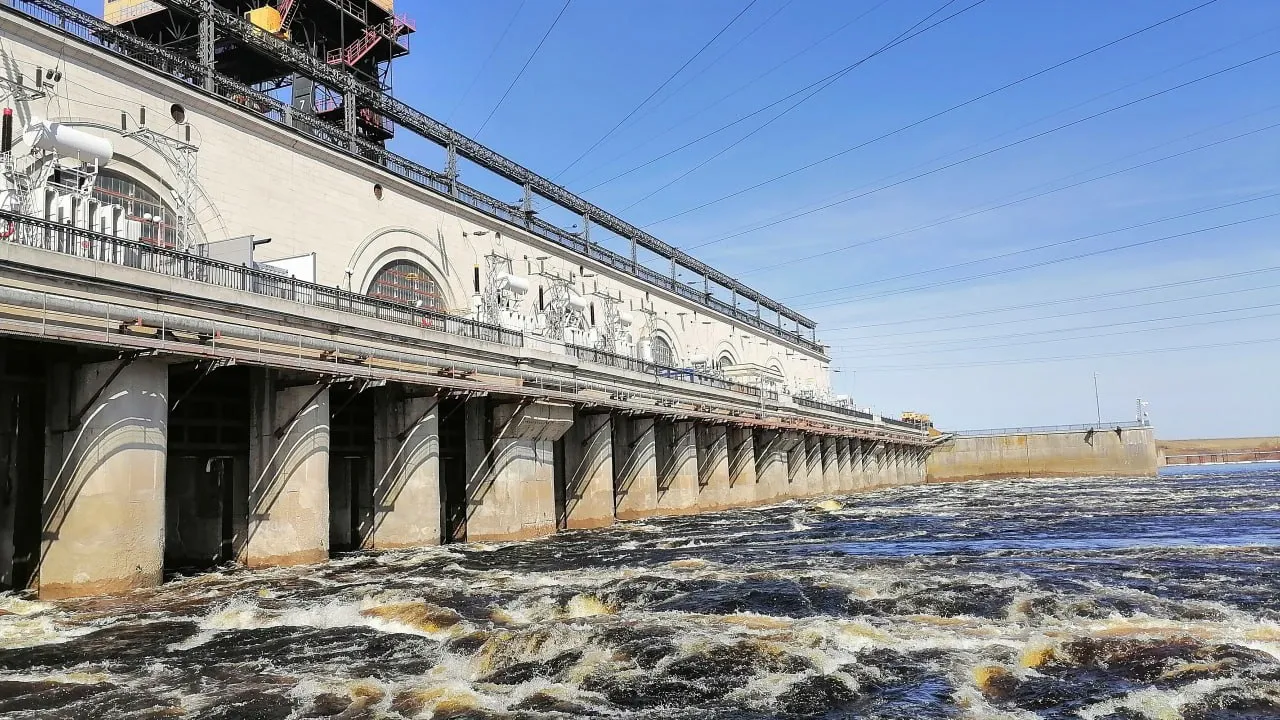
366, 259, 444, 312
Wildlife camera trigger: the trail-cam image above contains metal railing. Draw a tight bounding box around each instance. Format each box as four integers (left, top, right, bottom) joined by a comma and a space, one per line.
0, 211, 524, 347
7, 0, 826, 356
953, 420, 1148, 437
795, 396, 874, 421
565, 344, 764, 398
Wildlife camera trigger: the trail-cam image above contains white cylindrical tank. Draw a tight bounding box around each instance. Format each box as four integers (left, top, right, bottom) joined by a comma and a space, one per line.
567, 294, 588, 312
497, 273, 530, 296
617, 312, 635, 328
687, 353, 708, 366
23, 120, 113, 166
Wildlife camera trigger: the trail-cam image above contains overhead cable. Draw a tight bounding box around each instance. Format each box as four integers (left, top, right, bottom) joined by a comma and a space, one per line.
474, 0, 573, 137
641, 0, 1224, 230
617, 0, 987, 212
802, 209, 1280, 310
683, 45, 1280, 251
552, 0, 762, 179
787, 184, 1280, 304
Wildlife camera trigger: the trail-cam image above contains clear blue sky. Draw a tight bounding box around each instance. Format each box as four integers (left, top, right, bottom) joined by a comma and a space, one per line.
82, 0, 1280, 438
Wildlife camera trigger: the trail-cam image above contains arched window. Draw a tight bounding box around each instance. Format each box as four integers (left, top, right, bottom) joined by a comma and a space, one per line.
93, 170, 176, 247
651, 334, 674, 366
368, 260, 442, 311
716, 352, 736, 371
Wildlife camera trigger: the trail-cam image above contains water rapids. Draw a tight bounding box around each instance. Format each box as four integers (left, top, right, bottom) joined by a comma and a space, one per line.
0, 465, 1276, 719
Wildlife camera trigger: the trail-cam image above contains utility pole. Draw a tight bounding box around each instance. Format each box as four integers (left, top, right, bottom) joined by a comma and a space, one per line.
1093, 372, 1101, 424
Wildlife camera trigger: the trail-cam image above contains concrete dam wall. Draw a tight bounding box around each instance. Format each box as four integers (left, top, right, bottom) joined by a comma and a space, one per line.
927, 425, 1158, 483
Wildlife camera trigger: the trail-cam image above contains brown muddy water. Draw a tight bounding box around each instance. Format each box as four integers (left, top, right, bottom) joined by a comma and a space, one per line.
0, 466, 1277, 719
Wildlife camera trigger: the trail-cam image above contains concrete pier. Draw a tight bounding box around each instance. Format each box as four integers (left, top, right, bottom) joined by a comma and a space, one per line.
725, 427, 757, 507
467, 401, 573, 542
370, 391, 440, 549
40, 357, 169, 599
696, 424, 731, 510
820, 437, 838, 495
835, 438, 854, 494
613, 415, 658, 521
785, 432, 810, 497
245, 371, 331, 569
655, 420, 698, 515
753, 430, 790, 504
561, 410, 615, 530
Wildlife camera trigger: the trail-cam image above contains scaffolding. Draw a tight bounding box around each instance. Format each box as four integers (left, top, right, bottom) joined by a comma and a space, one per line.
103, 0, 412, 144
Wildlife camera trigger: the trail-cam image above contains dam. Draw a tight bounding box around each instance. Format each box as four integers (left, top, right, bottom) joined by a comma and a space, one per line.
0, 1, 937, 599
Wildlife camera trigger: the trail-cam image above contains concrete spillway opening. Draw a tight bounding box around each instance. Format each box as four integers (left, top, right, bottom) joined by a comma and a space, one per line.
0, 340, 49, 591
328, 385, 375, 553
165, 364, 251, 572
438, 396, 469, 544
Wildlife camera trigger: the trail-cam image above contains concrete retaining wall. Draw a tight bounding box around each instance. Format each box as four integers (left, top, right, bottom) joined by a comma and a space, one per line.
927, 427, 1158, 483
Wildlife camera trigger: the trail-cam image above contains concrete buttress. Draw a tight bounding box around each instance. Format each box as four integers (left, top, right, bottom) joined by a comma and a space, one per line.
561, 410, 614, 530
753, 429, 792, 504
371, 390, 440, 549
613, 415, 658, 521
655, 420, 698, 515
695, 424, 730, 511
467, 401, 572, 542
835, 438, 854, 493
785, 432, 809, 498
725, 426, 757, 507
246, 371, 330, 568
40, 357, 168, 599
820, 437, 838, 495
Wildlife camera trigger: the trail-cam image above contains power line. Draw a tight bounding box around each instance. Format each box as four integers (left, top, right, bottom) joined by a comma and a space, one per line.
473, 0, 573, 138
552, 0, 763, 180
564, 0, 896, 188
787, 187, 1280, 303
602, 0, 798, 147
830, 300, 1280, 355
821, 264, 1280, 332
641, 0, 1224, 230
575, 0, 976, 197
738, 107, 1280, 278
444, 0, 528, 124
616, 0, 987, 213
683, 46, 1280, 252
801, 209, 1280, 310
848, 336, 1280, 372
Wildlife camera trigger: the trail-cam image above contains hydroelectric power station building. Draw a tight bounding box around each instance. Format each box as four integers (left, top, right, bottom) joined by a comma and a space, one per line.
0, 0, 931, 599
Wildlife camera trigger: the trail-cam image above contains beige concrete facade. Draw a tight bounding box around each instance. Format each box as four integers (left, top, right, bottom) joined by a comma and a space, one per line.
245, 372, 330, 568
927, 428, 1158, 483
561, 411, 615, 530
370, 392, 440, 549
613, 416, 658, 521
40, 358, 168, 599
655, 420, 699, 515
0, 12, 831, 395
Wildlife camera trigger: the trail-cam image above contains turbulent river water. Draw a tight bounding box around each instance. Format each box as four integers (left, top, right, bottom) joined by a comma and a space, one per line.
0, 466, 1277, 719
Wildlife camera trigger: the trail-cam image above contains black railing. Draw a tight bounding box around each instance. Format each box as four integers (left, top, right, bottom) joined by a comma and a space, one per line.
0, 211, 524, 347
882, 417, 925, 431
6, 0, 826, 356
795, 396, 875, 421
565, 344, 763, 398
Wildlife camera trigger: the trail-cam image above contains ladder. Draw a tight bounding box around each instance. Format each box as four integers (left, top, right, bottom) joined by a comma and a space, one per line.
327, 15, 414, 67
277, 0, 300, 33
